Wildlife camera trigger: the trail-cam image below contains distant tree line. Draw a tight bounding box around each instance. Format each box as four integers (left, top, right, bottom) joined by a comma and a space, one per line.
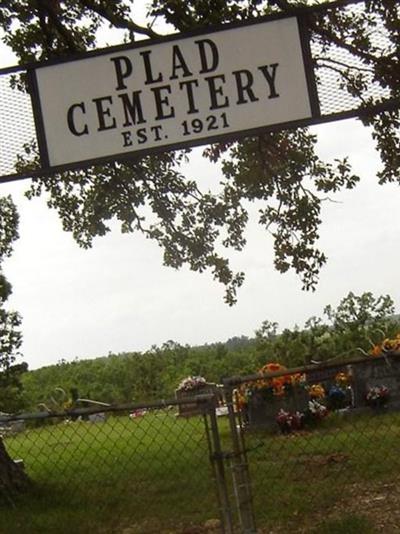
16, 292, 400, 411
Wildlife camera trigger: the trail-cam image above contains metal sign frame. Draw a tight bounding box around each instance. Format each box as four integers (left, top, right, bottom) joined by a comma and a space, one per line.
26, 10, 320, 175
0, 0, 398, 183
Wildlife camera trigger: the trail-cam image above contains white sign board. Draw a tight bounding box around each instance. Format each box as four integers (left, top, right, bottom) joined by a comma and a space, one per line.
30, 15, 319, 170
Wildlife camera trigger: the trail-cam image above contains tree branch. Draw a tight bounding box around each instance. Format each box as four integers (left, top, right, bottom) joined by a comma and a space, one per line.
315, 56, 373, 74
311, 22, 381, 66
35, 0, 82, 53
79, 0, 160, 40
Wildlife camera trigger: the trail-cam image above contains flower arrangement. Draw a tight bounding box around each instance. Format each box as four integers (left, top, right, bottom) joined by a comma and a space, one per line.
256, 362, 306, 397
234, 362, 307, 416
276, 409, 304, 434
308, 383, 325, 400
257, 362, 289, 397
324, 371, 352, 410
307, 400, 328, 421
234, 386, 249, 410
259, 362, 285, 375
177, 375, 207, 392
276, 400, 328, 434
366, 385, 390, 408
370, 333, 400, 357
129, 409, 147, 419
335, 372, 349, 386
327, 385, 347, 410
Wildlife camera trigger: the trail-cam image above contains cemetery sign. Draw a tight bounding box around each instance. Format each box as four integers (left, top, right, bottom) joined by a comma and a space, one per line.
28, 13, 319, 171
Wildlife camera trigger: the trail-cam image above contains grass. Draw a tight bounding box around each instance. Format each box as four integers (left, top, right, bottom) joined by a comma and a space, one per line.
2, 409, 400, 533
241, 410, 400, 531
1, 411, 220, 533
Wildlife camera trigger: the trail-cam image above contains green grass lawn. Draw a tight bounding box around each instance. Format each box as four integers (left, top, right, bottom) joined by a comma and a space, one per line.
2, 409, 400, 533
242, 410, 400, 531
1, 411, 220, 533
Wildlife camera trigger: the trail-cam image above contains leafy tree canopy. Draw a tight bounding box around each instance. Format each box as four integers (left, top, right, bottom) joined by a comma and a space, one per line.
0, 0, 399, 303
0, 196, 26, 412
19, 291, 399, 409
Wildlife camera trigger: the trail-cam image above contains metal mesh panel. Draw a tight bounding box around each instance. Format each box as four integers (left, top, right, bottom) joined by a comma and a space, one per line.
0, 72, 36, 179
311, 2, 394, 116
0, 1, 398, 182
313, 40, 380, 115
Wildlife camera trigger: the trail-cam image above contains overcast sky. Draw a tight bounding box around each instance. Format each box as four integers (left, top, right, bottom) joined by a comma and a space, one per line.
1, 16, 399, 370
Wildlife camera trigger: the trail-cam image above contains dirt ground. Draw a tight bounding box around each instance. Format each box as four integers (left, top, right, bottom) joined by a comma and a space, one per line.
117, 480, 400, 533
259, 481, 400, 533
119, 518, 221, 534
317, 481, 400, 533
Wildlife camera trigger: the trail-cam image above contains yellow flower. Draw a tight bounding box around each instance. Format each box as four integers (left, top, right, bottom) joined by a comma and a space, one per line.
335, 372, 349, 385
291, 373, 306, 385
309, 384, 325, 399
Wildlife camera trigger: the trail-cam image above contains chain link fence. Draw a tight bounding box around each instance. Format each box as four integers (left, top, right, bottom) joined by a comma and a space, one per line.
0, 397, 222, 534
2, 355, 400, 533
245, 409, 400, 532
228, 354, 400, 532
0, 0, 398, 182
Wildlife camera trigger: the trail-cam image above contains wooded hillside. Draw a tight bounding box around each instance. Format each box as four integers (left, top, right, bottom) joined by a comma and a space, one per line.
18, 292, 400, 411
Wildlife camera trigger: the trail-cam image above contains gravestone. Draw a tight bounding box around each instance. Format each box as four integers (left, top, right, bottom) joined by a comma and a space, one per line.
306, 364, 352, 386
176, 383, 218, 417
352, 355, 400, 409
0, 420, 25, 437
247, 387, 309, 429
88, 412, 106, 423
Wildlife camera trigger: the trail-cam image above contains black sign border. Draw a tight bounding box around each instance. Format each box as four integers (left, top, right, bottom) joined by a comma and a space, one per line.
27, 10, 321, 175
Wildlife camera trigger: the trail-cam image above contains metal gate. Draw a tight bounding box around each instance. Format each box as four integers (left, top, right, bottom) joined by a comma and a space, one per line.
202, 391, 257, 534
215, 356, 400, 533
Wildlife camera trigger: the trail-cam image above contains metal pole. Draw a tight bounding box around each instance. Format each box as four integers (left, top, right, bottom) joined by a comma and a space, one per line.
224, 386, 257, 534
206, 405, 235, 534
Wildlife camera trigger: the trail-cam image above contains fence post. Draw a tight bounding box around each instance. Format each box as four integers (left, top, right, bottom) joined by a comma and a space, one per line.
224, 384, 257, 534
205, 400, 234, 534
